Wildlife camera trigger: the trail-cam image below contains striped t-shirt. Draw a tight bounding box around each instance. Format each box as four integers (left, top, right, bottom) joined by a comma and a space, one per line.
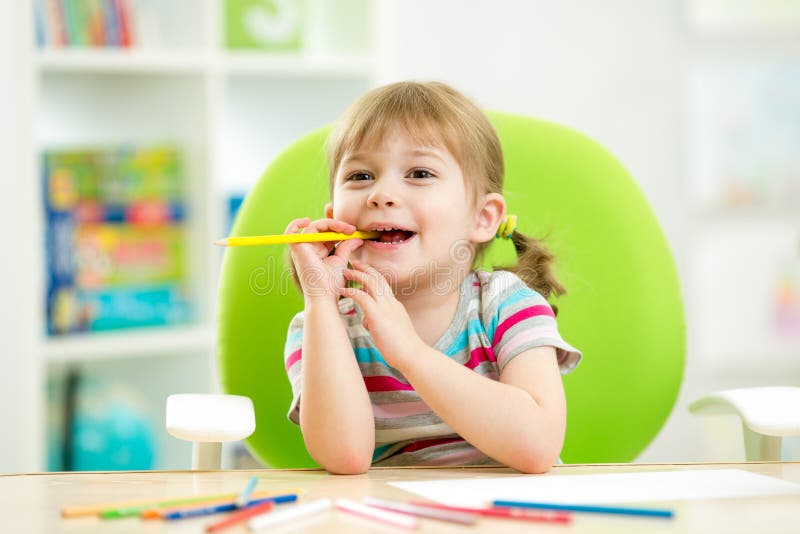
283, 269, 581, 466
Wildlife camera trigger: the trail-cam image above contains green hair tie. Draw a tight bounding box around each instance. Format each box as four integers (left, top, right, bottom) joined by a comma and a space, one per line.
496, 214, 518, 239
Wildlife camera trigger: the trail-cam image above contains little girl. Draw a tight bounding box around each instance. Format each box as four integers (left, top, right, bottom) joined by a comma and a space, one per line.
283, 81, 581, 474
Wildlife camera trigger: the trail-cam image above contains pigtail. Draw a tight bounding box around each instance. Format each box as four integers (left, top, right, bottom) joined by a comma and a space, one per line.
497, 231, 565, 314
285, 247, 303, 293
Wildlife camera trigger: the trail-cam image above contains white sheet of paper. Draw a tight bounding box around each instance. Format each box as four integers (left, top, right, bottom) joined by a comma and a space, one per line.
390, 469, 800, 507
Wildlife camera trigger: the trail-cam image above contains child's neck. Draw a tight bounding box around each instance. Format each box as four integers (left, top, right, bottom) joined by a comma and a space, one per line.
395, 271, 468, 348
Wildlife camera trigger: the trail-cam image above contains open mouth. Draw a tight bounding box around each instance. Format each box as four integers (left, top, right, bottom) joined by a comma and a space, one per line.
366, 227, 417, 244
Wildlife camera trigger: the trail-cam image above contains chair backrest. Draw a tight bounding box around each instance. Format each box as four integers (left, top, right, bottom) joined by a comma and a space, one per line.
217, 112, 686, 468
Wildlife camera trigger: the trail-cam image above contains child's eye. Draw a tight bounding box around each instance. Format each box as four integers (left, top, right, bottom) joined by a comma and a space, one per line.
407, 168, 435, 179
346, 171, 373, 182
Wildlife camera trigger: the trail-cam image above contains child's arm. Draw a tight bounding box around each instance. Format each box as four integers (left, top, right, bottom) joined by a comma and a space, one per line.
284, 217, 374, 475
298, 298, 375, 474
396, 345, 565, 474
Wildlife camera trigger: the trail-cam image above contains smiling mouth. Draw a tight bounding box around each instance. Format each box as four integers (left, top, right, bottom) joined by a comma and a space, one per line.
367, 229, 417, 244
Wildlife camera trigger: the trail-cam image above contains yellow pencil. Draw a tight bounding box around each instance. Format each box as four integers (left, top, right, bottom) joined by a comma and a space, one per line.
214, 231, 380, 247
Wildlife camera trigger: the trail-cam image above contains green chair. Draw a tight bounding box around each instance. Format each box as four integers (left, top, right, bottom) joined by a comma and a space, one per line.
216, 112, 686, 468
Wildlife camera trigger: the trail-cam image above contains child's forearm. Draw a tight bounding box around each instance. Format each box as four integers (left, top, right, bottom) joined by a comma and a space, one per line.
298, 299, 375, 474
396, 347, 564, 473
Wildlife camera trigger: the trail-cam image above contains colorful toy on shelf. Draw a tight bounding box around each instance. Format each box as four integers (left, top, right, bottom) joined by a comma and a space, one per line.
43, 146, 193, 336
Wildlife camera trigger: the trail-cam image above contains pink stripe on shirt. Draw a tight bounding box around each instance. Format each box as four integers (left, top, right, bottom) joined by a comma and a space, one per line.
285, 348, 302, 372
364, 375, 415, 392
492, 305, 554, 347
465, 345, 496, 369
496, 326, 559, 367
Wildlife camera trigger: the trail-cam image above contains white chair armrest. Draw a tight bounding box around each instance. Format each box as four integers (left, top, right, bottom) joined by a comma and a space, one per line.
166, 394, 256, 469
689, 386, 800, 437
689, 386, 800, 461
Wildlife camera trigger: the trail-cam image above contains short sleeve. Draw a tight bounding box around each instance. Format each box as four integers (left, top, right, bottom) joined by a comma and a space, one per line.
482, 270, 582, 374
283, 311, 305, 425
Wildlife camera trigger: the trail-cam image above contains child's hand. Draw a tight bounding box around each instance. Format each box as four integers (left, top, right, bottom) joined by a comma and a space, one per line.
285, 217, 364, 302
340, 258, 425, 369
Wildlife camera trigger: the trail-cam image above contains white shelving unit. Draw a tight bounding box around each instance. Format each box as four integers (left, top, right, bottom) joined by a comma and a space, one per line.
680, 3, 800, 461
11, 0, 379, 471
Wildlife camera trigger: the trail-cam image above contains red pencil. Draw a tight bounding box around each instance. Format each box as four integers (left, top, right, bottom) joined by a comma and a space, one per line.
204, 500, 274, 532
408, 501, 572, 524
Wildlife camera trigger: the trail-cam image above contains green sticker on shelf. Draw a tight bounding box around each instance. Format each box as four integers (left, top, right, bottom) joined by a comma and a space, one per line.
225, 0, 305, 51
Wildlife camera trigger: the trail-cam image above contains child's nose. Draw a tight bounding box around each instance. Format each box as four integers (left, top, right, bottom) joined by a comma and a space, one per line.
367, 189, 397, 208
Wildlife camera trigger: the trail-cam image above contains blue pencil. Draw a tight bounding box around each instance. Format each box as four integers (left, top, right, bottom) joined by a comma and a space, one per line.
235, 475, 259, 507
492, 500, 674, 519
164, 494, 298, 521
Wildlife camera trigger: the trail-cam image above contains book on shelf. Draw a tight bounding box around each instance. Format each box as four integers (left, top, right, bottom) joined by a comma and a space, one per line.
34, 0, 159, 49
43, 145, 193, 336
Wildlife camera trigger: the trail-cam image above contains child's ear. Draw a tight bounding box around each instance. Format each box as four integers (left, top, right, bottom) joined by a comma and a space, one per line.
324, 202, 333, 219
470, 193, 506, 243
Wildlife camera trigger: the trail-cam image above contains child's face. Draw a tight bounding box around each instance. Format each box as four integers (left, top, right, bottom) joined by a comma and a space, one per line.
328, 129, 491, 292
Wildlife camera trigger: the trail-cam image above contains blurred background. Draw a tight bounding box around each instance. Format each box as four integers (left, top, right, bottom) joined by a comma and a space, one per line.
0, 0, 798, 473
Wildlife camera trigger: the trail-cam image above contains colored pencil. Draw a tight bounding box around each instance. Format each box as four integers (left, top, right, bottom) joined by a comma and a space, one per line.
163, 494, 297, 521
363, 497, 477, 525
249, 499, 333, 530
492, 499, 675, 519
107, 489, 293, 520
235, 475, 258, 507
205, 500, 274, 532
65, 489, 281, 519
336, 498, 418, 530
214, 230, 380, 247
409, 501, 571, 523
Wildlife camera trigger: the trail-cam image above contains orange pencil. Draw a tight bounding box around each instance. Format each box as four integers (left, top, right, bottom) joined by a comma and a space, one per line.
205, 500, 275, 532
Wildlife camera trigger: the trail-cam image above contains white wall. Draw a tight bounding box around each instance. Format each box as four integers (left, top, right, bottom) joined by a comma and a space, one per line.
378, 0, 686, 253
378, 0, 795, 462
0, 1, 42, 473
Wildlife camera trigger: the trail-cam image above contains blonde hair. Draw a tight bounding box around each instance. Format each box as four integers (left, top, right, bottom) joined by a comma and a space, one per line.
324, 81, 565, 302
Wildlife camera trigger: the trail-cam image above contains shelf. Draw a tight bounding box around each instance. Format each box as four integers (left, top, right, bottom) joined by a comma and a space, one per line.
35, 48, 209, 75
34, 49, 375, 79
695, 349, 800, 377
691, 204, 800, 224
221, 51, 375, 78
43, 324, 215, 364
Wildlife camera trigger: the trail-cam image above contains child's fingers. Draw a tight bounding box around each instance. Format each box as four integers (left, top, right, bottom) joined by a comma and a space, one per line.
284, 217, 311, 235
304, 218, 357, 235
284, 217, 357, 236
333, 238, 363, 261
340, 287, 375, 316
343, 266, 387, 300
348, 259, 391, 299
285, 217, 326, 262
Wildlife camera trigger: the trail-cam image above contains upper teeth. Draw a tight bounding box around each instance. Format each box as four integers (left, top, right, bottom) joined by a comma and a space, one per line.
375, 226, 401, 231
